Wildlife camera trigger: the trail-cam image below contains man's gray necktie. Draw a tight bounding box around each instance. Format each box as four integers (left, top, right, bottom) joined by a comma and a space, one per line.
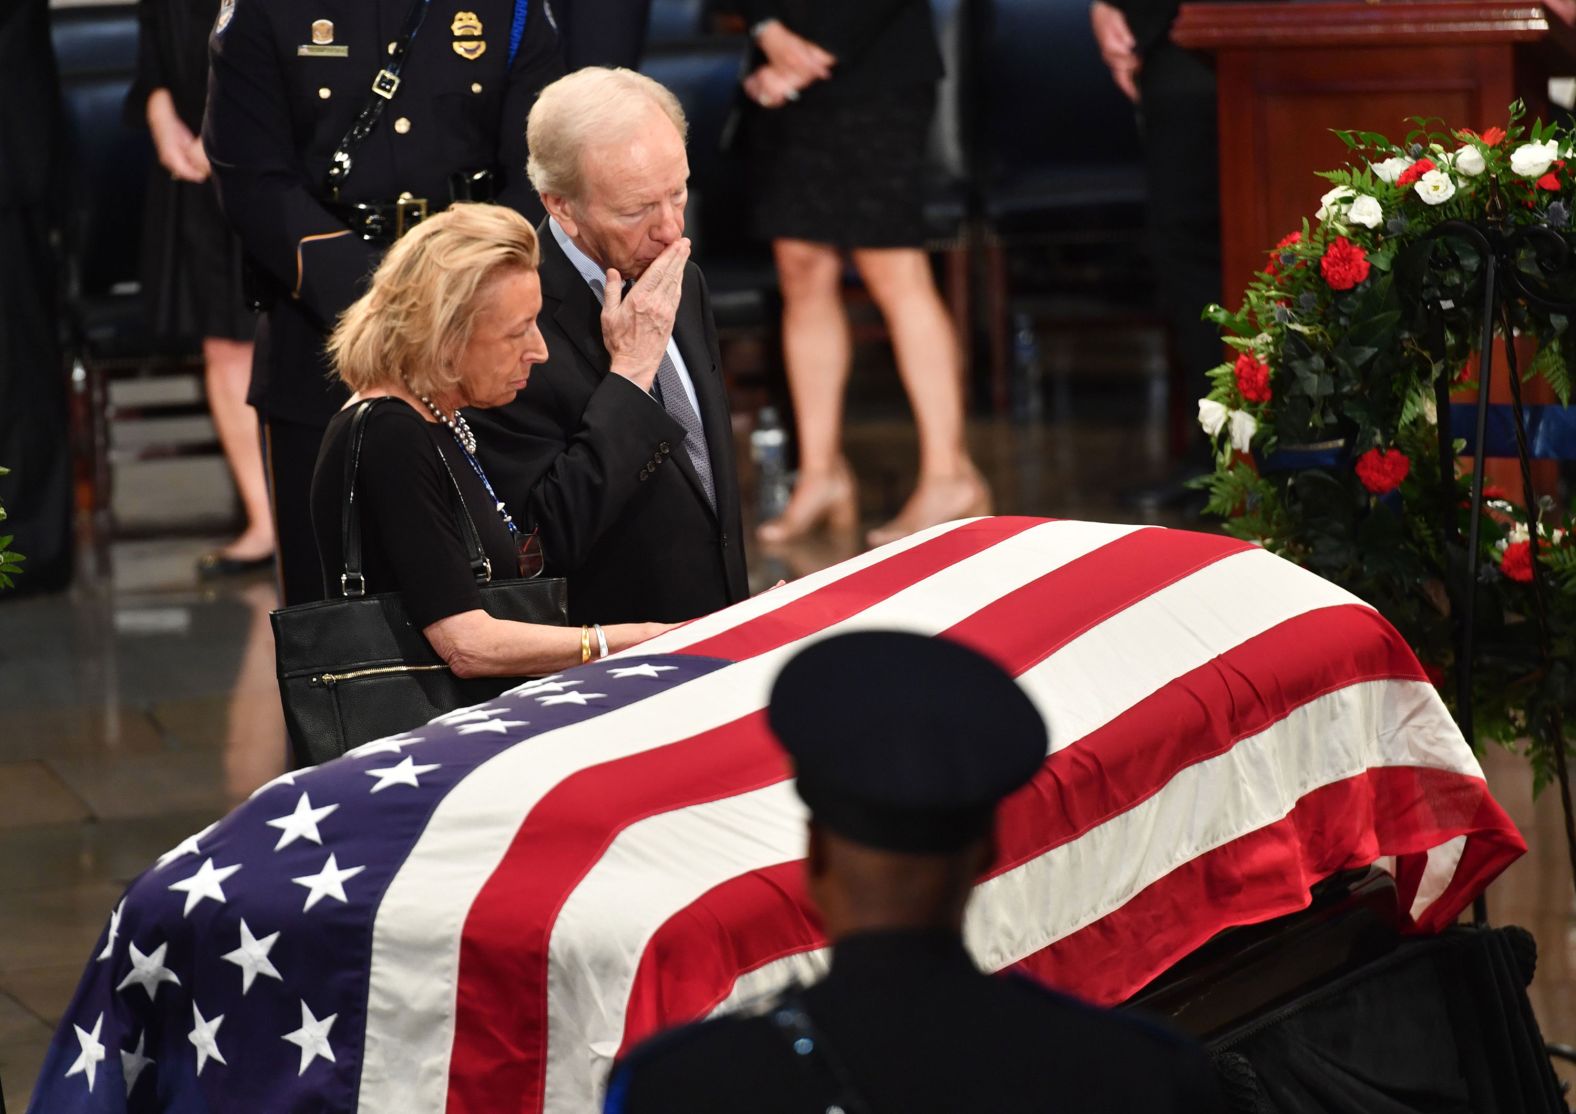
593, 278, 716, 510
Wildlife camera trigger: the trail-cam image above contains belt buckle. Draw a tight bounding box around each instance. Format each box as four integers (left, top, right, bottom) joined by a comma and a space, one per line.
372, 68, 401, 99
395, 196, 429, 238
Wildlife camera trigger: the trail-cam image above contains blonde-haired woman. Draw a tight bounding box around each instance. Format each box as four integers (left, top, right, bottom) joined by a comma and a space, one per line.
313, 204, 670, 676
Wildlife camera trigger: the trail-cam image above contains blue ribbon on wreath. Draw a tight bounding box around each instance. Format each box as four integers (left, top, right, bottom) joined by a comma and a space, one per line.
1448, 403, 1576, 460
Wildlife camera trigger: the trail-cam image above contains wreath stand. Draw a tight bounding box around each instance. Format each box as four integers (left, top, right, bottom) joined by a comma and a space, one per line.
1425, 213, 1576, 910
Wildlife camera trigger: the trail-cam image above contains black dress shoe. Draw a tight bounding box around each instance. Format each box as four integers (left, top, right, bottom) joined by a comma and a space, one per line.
195, 551, 275, 581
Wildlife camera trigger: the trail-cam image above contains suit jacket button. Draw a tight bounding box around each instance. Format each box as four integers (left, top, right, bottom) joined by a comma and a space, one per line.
659, 441, 670, 453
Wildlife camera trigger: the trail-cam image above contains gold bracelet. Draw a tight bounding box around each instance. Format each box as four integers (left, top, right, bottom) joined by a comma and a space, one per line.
581, 625, 592, 664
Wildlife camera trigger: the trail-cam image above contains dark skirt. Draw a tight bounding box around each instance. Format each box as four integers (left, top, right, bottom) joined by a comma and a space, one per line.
747, 84, 936, 250
140, 173, 257, 343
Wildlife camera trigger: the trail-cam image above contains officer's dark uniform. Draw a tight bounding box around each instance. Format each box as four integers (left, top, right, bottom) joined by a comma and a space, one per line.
606, 632, 1227, 1114
204, 0, 562, 604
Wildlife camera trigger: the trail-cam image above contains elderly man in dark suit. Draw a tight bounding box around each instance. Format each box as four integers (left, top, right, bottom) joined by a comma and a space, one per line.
470, 68, 748, 625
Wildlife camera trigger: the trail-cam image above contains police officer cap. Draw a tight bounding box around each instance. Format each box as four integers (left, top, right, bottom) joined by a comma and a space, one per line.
767, 630, 1048, 854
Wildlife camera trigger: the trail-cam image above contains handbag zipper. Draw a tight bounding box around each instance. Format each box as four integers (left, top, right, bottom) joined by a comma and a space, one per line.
313, 663, 449, 686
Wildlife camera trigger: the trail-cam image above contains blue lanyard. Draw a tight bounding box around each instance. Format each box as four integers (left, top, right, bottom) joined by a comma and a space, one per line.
446, 432, 521, 546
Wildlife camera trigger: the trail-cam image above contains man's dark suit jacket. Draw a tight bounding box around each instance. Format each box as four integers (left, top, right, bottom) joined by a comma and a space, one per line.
468, 224, 750, 626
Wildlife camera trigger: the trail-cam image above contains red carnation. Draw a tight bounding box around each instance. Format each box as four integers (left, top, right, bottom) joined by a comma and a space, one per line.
1264, 230, 1302, 277
1482, 126, 1507, 146
1500, 539, 1535, 582
1395, 157, 1437, 188
1354, 447, 1410, 494
1538, 170, 1563, 191
1234, 353, 1273, 403
1321, 236, 1371, 291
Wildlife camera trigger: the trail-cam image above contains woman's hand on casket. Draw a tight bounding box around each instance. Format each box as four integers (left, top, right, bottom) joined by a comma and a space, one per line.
423, 611, 677, 678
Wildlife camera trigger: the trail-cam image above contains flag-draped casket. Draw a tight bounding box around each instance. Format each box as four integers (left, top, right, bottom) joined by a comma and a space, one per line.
28, 518, 1526, 1114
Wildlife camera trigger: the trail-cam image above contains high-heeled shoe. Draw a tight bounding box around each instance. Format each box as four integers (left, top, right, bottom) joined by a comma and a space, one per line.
756, 462, 860, 545
865, 467, 992, 549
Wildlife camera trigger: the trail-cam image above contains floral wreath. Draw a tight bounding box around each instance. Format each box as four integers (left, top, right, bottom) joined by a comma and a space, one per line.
1198, 104, 1575, 785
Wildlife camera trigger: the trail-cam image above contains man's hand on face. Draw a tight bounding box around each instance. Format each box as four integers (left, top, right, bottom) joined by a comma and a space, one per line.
601, 237, 691, 391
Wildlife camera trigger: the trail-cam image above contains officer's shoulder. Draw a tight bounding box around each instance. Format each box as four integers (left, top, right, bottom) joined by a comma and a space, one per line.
606, 1013, 777, 1112
1001, 972, 1206, 1061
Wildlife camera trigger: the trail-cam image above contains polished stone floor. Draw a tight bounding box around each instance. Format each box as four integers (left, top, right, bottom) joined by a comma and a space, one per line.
2, 327, 1573, 1110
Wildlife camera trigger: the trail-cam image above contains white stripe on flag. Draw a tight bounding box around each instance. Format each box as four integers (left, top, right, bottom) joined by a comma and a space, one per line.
612, 517, 997, 659
357, 518, 1132, 1113
546, 679, 1473, 1112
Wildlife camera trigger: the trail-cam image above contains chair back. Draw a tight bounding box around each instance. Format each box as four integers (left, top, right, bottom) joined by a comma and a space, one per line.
50, 4, 152, 305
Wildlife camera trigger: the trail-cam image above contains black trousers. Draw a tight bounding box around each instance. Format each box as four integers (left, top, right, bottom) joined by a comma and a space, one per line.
1137, 41, 1222, 467
263, 415, 329, 606
553, 0, 652, 70
0, 204, 73, 594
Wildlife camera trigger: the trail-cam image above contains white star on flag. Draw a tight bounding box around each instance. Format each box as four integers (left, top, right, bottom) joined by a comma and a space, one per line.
431, 707, 503, 725
247, 769, 299, 799
189, 1004, 226, 1076
537, 691, 605, 706
221, 919, 283, 993
282, 1000, 338, 1075
96, 901, 124, 962
155, 822, 218, 869
502, 674, 566, 696
167, 858, 242, 916
121, 1031, 154, 1096
265, 792, 339, 850
346, 734, 421, 759
292, 853, 366, 911
365, 756, 441, 793
454, 720, 529, 735
116, 941, 181, 1001
64, 1012, 105, 1091
607, 663, 678, 680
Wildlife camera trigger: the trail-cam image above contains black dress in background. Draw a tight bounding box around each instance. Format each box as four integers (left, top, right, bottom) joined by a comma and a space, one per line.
0, 0, 73, 594
125, 0, 254, 343
738, 0, 944, 250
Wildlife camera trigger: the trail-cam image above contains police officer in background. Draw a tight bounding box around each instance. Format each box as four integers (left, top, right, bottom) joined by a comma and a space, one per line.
606, 631, 1226, 1114
205, 0, 563, 604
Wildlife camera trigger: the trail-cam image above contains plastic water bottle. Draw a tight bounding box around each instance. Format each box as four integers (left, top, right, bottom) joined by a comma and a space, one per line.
1012, 313, 1043, 423
750, 406, 790, 521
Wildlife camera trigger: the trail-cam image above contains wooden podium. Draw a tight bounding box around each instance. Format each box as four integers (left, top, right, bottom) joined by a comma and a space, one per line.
1173, 1, 1574, 307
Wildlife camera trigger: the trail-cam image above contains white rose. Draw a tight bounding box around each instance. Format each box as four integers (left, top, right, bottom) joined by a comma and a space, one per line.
1198, 398, 1229, 438
1372, 156, 1411, 184
1454, 145, 1487, 177
1228, 410, 1258, 453
1347, 194, 1383, 228
1316, 185, 1354, 221
1414, 169, 1457, 206
1510, 139, 1559, 178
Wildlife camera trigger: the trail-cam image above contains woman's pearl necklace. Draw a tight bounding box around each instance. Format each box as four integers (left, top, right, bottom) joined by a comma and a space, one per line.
418, 394, 476, 455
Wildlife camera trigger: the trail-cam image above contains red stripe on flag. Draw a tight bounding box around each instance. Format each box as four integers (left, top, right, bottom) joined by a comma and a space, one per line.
610, 606, 1518, 1057
615, 768, 1522, 1061
447, 523, 1251, 1113
1009, 765, 1525, 1004
677, 516, 1048, 663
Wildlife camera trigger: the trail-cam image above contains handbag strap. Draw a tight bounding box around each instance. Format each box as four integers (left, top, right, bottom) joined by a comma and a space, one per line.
339, 398, 493, 598
324, 0, 433, 197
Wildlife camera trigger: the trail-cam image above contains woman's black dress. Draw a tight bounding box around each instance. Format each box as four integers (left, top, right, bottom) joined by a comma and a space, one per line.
310, 400, 521, 627
126, 0, 255, 342
741, 0, 944, 250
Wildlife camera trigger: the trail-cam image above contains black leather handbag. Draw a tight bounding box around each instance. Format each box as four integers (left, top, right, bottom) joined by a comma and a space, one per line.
271, 399, 568, 767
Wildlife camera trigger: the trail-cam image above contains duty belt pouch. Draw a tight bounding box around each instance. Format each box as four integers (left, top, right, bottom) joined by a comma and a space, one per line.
270, 399, 568, 767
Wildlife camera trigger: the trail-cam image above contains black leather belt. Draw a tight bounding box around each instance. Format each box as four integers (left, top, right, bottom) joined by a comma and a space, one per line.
324, 197, 433, 244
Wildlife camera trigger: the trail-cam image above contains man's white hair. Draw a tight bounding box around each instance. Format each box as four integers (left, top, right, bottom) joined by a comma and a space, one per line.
526, 67, 688, 201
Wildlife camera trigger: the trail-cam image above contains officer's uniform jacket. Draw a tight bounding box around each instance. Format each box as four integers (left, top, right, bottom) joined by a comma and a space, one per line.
204, 0, 563, 425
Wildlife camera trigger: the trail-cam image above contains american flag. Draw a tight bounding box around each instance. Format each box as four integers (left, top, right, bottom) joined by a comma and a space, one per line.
28, 517, 1525, 1114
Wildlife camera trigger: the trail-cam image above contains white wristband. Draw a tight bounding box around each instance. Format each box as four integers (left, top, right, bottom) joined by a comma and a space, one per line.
594, 623, 609, 659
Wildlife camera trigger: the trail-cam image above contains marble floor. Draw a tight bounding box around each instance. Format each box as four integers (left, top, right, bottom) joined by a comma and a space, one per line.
2, 328, 1573, 1110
